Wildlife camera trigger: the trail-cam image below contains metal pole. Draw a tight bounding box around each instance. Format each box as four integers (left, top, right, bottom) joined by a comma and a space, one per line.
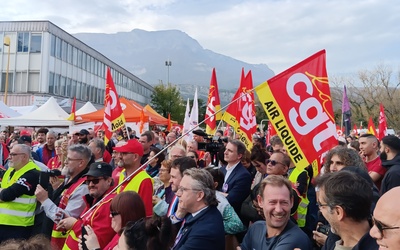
4, 37, 10, 105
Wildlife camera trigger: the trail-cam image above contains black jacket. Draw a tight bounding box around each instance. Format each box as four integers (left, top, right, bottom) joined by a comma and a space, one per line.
381, 153, 400, 195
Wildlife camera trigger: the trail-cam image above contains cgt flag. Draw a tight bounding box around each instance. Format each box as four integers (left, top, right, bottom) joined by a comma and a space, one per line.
205, 68, 221, 135
255, 50, 337, 173
103, 67, 126, 145
222, 69, 257, 150
378, 103, 387, 140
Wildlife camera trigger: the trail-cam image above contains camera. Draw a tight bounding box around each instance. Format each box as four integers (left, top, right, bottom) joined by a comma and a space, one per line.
317, 224, 330, 235
39, 169, 63, 189
198, 136, 224, 154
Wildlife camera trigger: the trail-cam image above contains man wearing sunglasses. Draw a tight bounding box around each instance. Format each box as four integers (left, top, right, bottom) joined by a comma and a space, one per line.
61, 162, 116, 250
370, 186, 400, 249
316, 171, 378, 250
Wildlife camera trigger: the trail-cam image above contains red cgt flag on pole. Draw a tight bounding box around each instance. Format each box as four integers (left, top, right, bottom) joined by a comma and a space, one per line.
378, 103, 388, 140
103, 67, 126, 145
255, 50, 336, 174
205, 68, 221, 135
222, 68, 257, 150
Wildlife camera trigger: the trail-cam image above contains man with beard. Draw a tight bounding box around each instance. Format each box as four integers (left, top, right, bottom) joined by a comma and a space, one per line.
379, 135, 400, 195
240, 175, 311, 250
60, 162, 116, 249
35, 144, 92, 249
36, 130, 56, 165
77, 129, 90, 145
113, 139, 153, 217
0, 144, 40, 242
32, 127, 48, 152
316, 171, 377, 250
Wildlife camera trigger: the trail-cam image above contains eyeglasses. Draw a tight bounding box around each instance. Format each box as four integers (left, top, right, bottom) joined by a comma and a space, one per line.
85, 178, 104, 185
170, 155, 183, 159
9, 153, 25, 157
266, 159, 285, 166
110, 211, 120, 217
66, 158, 83, 162
188, 155, 196, 159
177, 186, 201, 193
372, 216, 400, 237
159, 168, 169, 173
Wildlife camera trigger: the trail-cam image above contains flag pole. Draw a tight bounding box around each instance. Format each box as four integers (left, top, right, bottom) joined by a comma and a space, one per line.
81, 87, 255, 218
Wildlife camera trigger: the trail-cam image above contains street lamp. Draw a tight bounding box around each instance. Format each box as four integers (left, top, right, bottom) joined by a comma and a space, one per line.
3, 36, 10, 105
165, 60, 172, 115
165, 60, 172, 87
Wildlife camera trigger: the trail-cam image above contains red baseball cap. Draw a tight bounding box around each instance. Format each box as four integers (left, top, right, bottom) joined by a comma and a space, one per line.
113, 139, 144, 156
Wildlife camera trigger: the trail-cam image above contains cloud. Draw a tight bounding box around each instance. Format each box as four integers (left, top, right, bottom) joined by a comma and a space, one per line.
1, 0, 399, 75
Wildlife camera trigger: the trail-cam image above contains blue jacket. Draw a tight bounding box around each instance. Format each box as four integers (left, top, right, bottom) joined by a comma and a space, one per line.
172, 206, 225, 250
221, 162, 252, 214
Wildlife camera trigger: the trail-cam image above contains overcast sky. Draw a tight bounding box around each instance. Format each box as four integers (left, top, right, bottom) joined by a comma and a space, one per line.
2, 0, 399, 77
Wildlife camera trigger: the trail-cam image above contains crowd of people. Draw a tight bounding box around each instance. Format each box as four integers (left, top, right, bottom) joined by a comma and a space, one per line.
0, 125, 400, 250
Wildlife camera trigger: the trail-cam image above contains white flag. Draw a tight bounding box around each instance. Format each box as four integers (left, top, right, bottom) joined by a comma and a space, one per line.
182, 98, 191, 141
187, 88, 199, 141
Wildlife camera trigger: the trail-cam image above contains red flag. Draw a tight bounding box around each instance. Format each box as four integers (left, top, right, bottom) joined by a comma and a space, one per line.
266, 121, 277, 144
222, 69, 257, 150
139, 109, 145, 134
224, 123, 230, 136
255, 50, 336, 175
205, 68, 221, 135
167, 113, 172, 131
353, 124, 358, 134
367, 117, 377, 136
378, 103, 387, 140
103, 67, 126, 145
67, 97, 76, 121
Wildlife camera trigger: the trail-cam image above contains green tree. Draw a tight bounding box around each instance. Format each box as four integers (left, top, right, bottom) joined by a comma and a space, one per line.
150, 84, 185, 123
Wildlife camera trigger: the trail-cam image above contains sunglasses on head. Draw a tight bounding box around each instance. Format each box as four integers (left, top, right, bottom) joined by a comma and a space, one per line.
85, 178, 104, 185
265, 159, 285, 166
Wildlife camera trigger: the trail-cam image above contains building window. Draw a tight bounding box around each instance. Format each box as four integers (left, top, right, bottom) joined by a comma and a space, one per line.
60, 76, 66, 96
17, 32, 29, 52
50, 35, 56, 57
56, 37, 62, 59
30, 34, 42, 53
61, 40, 67, 61
49, 72, 55, 94
76, 81, 81, 100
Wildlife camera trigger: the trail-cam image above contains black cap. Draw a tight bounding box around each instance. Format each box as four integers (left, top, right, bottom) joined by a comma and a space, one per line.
83, 162, 113, 178
79, 129, 90, 135
18, 135, 32, 144
192, 129, 208, 137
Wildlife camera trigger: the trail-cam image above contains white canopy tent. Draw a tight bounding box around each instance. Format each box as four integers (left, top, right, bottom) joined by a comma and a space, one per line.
0, 97, 72, 127
76, 102, 97, 115
0, 101, 21, 118
11, 105, 38, 115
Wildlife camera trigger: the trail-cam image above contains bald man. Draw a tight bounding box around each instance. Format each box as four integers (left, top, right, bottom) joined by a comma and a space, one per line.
370, 186, 400, 249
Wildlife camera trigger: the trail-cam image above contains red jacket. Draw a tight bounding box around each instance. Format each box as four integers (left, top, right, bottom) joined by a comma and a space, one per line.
63, 188, 116, 250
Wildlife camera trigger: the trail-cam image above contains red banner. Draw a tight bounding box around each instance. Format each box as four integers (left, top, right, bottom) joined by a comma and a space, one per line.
103, 67, 126, 145
255, 50, 336, 172
205, 68, 221, 135
378, 103, 387, 140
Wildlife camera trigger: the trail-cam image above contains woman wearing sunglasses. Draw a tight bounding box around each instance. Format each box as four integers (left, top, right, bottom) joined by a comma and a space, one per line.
81, 191, 146, 250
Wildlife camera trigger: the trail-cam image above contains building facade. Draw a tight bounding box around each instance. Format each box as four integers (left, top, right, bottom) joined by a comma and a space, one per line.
0, 20, 153, 108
